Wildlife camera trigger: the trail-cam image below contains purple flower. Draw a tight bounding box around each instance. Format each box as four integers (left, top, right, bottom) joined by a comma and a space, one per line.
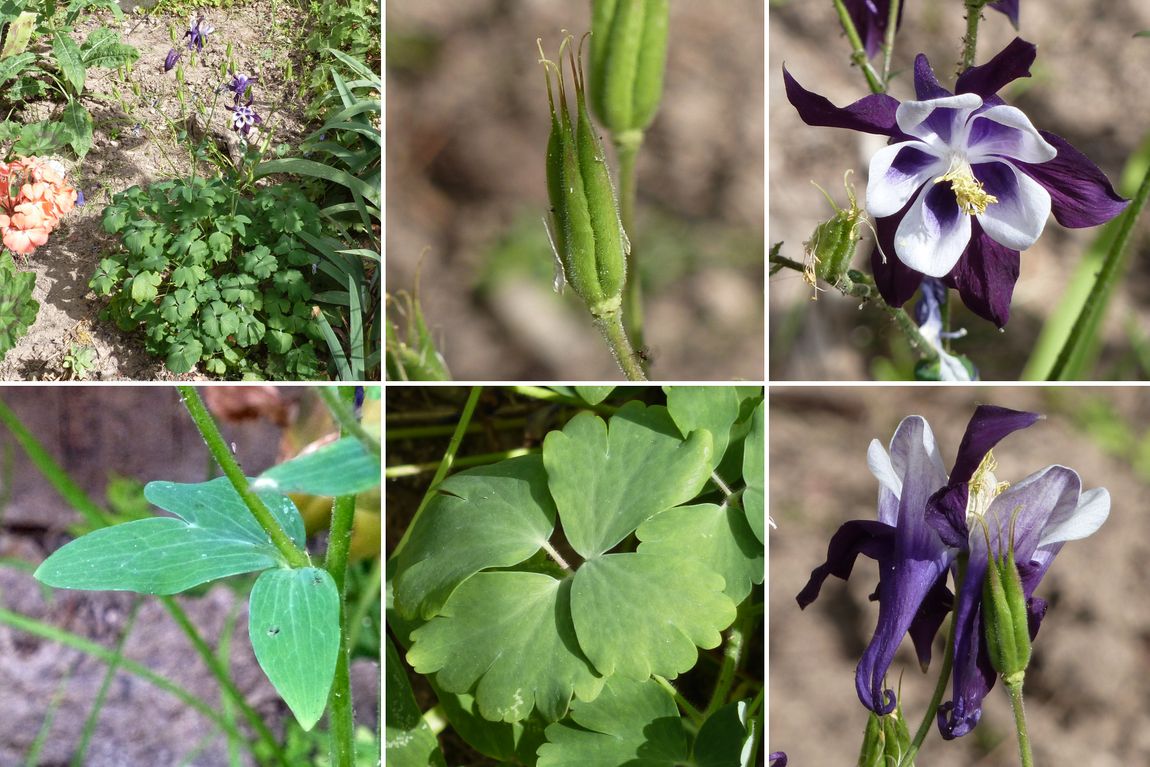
228, 102, 263, 136
797, 405, 1108, 733
915, 278, 975, 381
785, 38, 1127, 327
990, 0, 1020, 29
224, 72, 258, 102
843, 0, 905, 59
163, 47, 181, 72
769, 752, 787, 767
185, 16, 213, 52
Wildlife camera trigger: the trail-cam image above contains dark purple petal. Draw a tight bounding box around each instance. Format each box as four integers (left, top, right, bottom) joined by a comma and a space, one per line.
1015, 130, 1129, 228
163, 48, 181, 72
769, 752, 788, 767
907, 573, 953, 671
951, 405, 1040, 485
955, 38, 1036, 99
796, 520, 895, 608
926, 484, 970, 548
989, 0, 1020, 29
843, 0, 886, 59
783, 67, 901, 137
870, 211, 924, 308
942, 221, 1019, 327
913, 53, 953, 101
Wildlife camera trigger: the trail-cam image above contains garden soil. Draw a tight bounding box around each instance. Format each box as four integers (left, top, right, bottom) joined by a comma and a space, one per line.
0, 2, 316, 381
0, 389, 380, 765
770, 0, 1150, 380
771, 388, 1150, 765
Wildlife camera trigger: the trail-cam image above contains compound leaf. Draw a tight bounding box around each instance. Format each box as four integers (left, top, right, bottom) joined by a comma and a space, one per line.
743, 401, 765, 544
537, 676, 688, 766
637, 503, 764, 603
543, 402, 712, 559
255, 436, 380, 496
693, 700, 755, 767
385, 636, 447, 767
570, 553, 736, 680
407, 572, 603, 723
664, 386, 742, 470
35, 478, 305, 594
249, 567, 340, 731
393, 455, 557, 620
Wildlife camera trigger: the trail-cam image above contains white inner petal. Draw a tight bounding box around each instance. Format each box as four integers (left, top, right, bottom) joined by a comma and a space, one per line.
866, 141, 946, 218
975, 161, 1052, 251
895, 93, 983, 149
966, 105, 1057, 165
894, 185, 971, 277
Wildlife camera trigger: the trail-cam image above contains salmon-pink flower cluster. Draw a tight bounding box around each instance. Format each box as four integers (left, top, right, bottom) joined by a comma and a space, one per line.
0, 157, 78, 258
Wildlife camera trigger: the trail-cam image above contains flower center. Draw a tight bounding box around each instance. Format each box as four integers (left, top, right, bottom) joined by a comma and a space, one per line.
966, 450, 1010, 525
935, 155, 997, 216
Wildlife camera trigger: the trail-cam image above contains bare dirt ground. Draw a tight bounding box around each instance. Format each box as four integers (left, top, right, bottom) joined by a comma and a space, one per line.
770, 1, 1150, 380
386, 1, 764, 381
0, 1, 317, 380
770, 388, 1150, 765
0, 389, 380, 766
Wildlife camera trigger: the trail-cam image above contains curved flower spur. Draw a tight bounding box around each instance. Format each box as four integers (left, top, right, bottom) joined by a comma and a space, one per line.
796, 405, 1109, 741
784, 38, 1127, 327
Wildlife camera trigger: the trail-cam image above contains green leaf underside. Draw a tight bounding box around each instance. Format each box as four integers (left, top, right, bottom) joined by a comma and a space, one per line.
743, 402, 765, 544
407, 572, 603, 723
35, 478, 306, 594
393, 454, 557, 620
256, 436, 380, 497
249, 567, 340, 731
385, 637, 446, 767
637, 503, 764, 603
693, 700, 754, 767
570, 553, 736, 680
664, 386, 742, 470
573, 385, 614, 405
537, 676, 688, 766
543, 402, 712, 559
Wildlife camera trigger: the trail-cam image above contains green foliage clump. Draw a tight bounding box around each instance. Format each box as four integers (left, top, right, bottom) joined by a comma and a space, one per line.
301, 0, 380, 113
93, 177, 330, 379
0, 251, 38, 358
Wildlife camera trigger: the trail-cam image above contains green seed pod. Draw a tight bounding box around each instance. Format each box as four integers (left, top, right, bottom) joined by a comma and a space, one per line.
803, 172, 863, 293
589, 0, 670, 137
857, 707, 912, 767
981, 521, 1032, 684
539, 36, 629, 317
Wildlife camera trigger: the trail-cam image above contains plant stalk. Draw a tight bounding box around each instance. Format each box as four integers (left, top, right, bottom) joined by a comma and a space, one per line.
880, 0, 901, 85
1007, 677, 1035, 767
596, 311, 648, 381
177, 386, 309, 569
615, 130, 645, 357
831, 0, 885, 93
961, 1, 987, 71
318, 386, 380, 459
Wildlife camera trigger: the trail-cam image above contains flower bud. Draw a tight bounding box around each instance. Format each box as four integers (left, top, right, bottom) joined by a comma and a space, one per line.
858, 707, 912, 767
540, 35, 629, 317
589, 0, 670, 140
981, 531, 1031, 684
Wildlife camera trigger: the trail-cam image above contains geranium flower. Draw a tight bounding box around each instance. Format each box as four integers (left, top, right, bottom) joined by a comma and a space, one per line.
797, 405, 1108, 737
785, 39, 1127, 326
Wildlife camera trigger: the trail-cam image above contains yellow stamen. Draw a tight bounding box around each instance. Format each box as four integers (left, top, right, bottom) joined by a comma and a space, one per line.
935, 156, 997, 215
966, 450, 1010, 524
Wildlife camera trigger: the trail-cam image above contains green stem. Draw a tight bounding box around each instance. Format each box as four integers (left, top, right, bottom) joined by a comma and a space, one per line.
704, 600, 751, 718
386, 418, 528, 441
1007, 677, 1035, 767
384, 448, 536, 479
177, 386, 309, 569
390, 386, 483, 562
654, 675, 704, 727
831, 0, 885, 93
73, 600, 142, 767
880, 0, 901, 85
961, 1, 987, 71
901, 555, 966, 767
614, 130, 645, 357
1048, 163, 1150, 379
595, 310, 648, 381
318, 387, 380, 460
325, 389, 359, 767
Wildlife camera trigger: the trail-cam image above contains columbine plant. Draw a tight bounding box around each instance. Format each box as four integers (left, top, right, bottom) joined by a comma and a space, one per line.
796, 404, 1109, 765
770, 0, 1139, 380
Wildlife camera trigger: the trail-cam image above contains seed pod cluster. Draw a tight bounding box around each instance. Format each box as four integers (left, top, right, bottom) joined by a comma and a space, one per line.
540, 35, 629, 318
857, 707, 912, 767
589, 0, 670, 138
981, 525, 1032, 684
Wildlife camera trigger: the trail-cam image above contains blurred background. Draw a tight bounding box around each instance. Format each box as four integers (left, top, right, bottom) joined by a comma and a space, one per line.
0, 388, 380, 765
769, 0, 1150, 380
770, 387, 1150, 765
387, 1, 764, 380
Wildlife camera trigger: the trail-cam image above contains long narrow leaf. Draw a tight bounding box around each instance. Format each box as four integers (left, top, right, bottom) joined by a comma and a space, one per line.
254, 158, 379, 205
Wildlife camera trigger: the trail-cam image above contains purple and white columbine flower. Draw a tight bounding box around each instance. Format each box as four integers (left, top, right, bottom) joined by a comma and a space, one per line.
848, 1, 1018, 60
185, 16, 213, 52
229, 102, 263, 136
797, 405, 1109, 738
224, 72, 258, 102
916, 278, 975, 381
785, 39, 1127, 326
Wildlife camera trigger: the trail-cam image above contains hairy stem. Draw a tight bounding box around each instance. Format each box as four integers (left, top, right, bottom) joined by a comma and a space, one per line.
178, 387, 309, 569
880, 0, 901, 85
1007, 677, 1035, 767
318, 386, 380, 459
596, 311, 648, 381
704, 599, 751, 718
961, 1, 987, 72
615, 130, 645, 358
831, 0, 885, 93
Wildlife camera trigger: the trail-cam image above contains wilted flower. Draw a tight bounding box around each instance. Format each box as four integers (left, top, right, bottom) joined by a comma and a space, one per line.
785, 39, 1127, 326
797, 405, 1109, 739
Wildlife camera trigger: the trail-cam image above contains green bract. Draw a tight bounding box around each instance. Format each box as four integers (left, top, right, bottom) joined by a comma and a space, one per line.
589, 0, 670, 138
395, 397, 764, 727
539, 35, 629, 318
